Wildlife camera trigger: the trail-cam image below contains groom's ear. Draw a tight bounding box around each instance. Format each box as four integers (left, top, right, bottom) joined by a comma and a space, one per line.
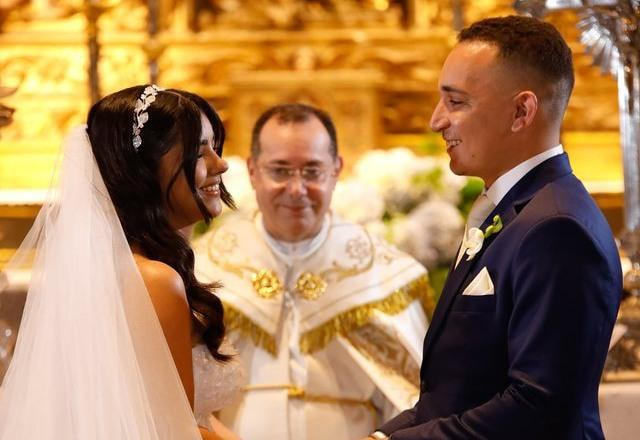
511, 91, 538, 132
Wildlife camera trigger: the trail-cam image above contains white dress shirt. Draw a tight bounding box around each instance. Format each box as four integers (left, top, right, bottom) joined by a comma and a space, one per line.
486, 144, 564, 206
454, 144, 564, 269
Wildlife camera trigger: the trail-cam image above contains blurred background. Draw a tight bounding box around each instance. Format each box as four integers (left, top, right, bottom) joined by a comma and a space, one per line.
0, 0, 624, 269
1, 3, 639, 428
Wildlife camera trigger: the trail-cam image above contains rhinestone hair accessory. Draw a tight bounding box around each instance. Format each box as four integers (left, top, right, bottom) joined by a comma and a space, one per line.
132, 84, 164, 151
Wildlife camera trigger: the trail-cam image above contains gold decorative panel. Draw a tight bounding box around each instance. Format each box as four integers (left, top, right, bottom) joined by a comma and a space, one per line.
0, 0, 623, 193
228, 69, 382, 160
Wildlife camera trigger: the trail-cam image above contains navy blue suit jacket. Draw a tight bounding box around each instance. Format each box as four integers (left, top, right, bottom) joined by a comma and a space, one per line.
379, 154, 622, 439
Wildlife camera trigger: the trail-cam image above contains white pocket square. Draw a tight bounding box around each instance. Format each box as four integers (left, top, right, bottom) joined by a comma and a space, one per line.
462, 267, 494, 296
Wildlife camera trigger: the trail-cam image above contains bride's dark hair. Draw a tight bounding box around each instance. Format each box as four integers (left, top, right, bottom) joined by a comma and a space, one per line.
86, 85, 233, 360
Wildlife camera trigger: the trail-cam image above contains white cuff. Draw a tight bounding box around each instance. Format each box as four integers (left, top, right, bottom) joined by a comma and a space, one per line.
371, 432, 390, 440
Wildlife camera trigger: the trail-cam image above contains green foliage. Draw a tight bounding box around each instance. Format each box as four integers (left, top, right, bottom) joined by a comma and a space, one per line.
458, 177, 484, 217
484, 215, 503, 239
191, 220, 210, 239
429, 266, 449, 304
411, 167, 443, 191
416, 133, 444, 155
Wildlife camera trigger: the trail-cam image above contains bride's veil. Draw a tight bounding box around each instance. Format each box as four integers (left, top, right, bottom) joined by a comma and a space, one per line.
0, 126, 201, 439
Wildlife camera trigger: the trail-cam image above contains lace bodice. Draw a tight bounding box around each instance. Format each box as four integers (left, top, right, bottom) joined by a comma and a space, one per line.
193, 339, 246, 430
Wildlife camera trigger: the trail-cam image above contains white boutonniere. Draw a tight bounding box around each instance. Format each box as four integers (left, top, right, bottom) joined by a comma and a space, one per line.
463, 215, 503, 261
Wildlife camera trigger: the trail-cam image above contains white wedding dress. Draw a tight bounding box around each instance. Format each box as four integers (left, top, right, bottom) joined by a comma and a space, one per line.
193, 339, 247, 430
0, 126, 240, 439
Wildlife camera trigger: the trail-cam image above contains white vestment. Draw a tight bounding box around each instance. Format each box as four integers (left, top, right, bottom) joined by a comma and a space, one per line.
193, 212, 431, 440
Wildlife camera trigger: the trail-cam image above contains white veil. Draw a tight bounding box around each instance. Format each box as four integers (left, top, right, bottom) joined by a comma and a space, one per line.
0, 126, 201, 439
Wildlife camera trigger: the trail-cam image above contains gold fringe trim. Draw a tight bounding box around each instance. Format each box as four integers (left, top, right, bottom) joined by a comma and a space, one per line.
222, 302, 277, 356
221, 273, 435, 357
300, 273, 435, 354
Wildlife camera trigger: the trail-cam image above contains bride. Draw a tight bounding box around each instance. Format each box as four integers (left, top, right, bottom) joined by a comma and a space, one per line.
0, 85, 243, 439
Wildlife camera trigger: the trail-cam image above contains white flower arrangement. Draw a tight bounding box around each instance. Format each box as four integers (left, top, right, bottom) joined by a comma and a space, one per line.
352, 147, 418, 192
343, 147, 479, 271
332, 179, 385, 225
391, 199, 464, 270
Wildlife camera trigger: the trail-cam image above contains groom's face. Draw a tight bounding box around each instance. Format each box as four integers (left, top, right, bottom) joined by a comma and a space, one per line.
430, 41, 518, 187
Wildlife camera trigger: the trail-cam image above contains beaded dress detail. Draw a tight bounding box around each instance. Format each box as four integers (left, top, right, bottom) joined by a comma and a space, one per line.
193, 338, 247, 430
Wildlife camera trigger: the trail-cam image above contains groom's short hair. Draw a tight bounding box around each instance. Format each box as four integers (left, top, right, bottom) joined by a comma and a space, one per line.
458, 15, 574, 122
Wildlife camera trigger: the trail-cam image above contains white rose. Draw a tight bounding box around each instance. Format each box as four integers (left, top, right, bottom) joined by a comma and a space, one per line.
463, 227, 485, 261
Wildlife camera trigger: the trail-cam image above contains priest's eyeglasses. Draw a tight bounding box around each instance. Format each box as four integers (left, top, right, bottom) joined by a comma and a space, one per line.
260, 165, 335, 185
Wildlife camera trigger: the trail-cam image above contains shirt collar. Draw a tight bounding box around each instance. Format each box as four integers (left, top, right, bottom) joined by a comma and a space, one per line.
486, 144, 564, 206
256, 213, 330, 266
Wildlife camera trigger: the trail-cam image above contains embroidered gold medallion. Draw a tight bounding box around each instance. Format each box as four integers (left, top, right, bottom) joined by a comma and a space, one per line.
295, 272, 327, 300
251, 269, 282, 299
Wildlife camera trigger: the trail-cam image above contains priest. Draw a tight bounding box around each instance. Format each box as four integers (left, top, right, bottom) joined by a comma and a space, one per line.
194, 103, 432, 440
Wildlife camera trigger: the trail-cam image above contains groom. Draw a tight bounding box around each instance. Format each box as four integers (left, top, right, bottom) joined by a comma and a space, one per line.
365, 15, 622, 440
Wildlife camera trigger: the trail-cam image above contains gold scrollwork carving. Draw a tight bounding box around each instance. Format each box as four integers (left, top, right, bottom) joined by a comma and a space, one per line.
0, 0, 622, 203
188, 0, 405, 32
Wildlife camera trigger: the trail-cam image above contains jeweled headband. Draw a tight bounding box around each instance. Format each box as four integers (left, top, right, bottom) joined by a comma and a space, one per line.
132, 84, 164, 151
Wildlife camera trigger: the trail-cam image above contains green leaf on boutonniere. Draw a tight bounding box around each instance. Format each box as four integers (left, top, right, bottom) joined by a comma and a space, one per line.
483, 215, 503, 239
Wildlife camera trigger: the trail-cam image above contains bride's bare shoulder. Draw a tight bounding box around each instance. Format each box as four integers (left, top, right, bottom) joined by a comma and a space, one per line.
132, 253, 188, 308
132, 253, 194, 401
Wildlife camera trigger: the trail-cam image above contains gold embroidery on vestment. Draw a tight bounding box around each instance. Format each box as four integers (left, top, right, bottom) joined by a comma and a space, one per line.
295, 272, 328, 300
299, 274, 433, 354
223, 303, 277, 355
252, 269, 283, 299
223, 274, 433, 357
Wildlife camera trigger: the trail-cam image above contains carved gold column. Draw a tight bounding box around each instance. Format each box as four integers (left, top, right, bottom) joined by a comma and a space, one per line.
85, 0, 102, 104
145, 0, 164, 84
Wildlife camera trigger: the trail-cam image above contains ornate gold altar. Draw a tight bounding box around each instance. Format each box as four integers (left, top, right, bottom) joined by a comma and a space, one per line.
0, 0, 625, 260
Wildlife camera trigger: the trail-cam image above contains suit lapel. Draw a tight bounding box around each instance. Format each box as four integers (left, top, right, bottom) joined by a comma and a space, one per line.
421, 154, 573, 367
422, 203, 516, 363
